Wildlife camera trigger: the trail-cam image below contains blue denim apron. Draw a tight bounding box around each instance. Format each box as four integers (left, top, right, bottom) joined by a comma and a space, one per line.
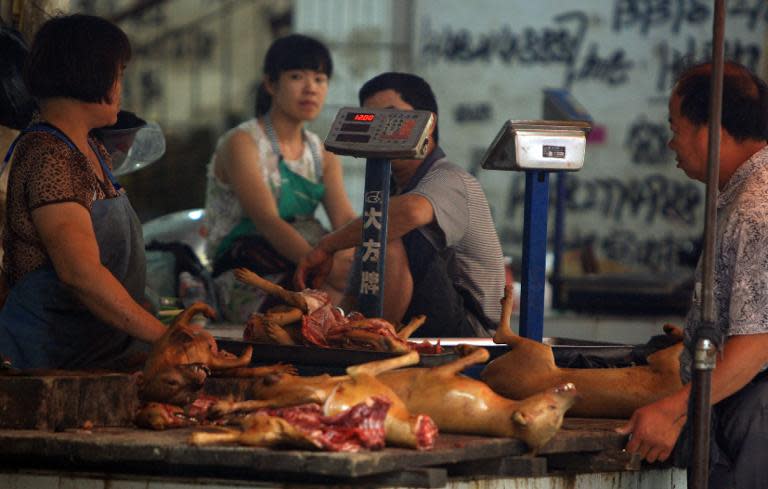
0, 123, 148, 370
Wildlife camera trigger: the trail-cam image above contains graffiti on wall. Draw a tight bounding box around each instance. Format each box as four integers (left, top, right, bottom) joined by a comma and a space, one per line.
612, 0, 767, 35
419, 0, 765, 271
656, 36, 761, 91
498, 224, 698, 272
503, 173, 700, 227
420, 1, 767, 93
499, 171, 702, 270
454, 103, 493, 123
625, 116, 671, 165
420, 11, 635, 88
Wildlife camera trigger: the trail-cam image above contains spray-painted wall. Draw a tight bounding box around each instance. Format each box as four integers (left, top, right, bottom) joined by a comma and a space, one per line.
413, 0, 768, 272
55, 0, 768, 267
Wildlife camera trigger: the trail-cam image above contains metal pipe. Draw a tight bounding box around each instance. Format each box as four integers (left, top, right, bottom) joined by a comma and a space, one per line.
689, 2, 725, 488
701, 0, 725, 325
691, 338, 717, 489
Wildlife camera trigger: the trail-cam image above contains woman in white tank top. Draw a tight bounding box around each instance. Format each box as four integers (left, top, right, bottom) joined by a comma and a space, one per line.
203, 34, 356, 322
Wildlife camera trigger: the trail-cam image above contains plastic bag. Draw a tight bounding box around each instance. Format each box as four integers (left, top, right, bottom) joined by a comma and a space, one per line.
0, 26, 35, 130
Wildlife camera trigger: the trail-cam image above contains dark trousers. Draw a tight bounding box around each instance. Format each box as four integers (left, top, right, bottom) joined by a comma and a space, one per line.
675, 371, 768, 489
401, 231, 468, 337
709, 371, 768, 489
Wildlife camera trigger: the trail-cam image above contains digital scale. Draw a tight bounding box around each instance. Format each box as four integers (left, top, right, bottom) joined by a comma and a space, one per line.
325, 107, 435, 159
325, 107, 436, 318
480, 119, 591, 341
480, 120, 590, 171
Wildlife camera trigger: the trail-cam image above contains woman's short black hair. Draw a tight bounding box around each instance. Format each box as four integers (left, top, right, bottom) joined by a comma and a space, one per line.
674, 61, 768, 141
255, 33, 332, 116
263, 33, 332, 82
358, 72, 439, 144
25, 14, 131, 104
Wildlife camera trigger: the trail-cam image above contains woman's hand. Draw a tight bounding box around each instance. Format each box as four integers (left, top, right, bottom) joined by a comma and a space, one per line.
295, 246, 334, 290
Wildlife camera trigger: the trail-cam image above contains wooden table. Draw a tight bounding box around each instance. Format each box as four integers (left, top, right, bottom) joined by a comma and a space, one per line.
0, 418, 655, 487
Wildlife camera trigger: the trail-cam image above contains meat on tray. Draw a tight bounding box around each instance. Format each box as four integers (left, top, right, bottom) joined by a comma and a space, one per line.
236, 268, 442, 354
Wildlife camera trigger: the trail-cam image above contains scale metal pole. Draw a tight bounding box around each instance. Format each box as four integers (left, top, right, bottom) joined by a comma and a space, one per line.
690, 1, 725, 488
519, 171, 549, 341
357, 158, 391, 318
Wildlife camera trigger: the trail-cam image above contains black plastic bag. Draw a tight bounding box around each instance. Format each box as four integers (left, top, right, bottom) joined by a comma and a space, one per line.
0, 25, 35, 130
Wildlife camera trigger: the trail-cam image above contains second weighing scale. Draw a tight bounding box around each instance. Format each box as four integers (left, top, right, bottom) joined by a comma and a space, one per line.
325, 107, 435, 317
480, 120, 591, 340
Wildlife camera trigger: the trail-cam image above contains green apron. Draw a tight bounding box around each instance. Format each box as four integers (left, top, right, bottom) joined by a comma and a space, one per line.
215, 115, 325, 260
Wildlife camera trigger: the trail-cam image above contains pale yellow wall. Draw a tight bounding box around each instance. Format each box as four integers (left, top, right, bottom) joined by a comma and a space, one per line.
69, 0, 290, 134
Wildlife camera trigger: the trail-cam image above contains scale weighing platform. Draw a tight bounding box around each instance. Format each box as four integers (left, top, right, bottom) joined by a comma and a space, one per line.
325, 107, 435, 317
480, 120, 591, 341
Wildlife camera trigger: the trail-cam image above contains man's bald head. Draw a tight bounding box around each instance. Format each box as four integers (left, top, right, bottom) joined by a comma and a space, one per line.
673, 61, 768, 142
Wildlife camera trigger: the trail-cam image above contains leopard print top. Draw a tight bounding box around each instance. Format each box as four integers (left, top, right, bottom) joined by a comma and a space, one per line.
2, 130, 118, 286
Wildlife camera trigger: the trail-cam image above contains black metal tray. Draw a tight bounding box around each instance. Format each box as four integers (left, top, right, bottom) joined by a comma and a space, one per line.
215, 338, 459, 371
216, 336, 643, 375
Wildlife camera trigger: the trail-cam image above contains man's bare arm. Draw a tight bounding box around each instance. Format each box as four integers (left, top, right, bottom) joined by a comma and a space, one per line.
618, 332, 768, 463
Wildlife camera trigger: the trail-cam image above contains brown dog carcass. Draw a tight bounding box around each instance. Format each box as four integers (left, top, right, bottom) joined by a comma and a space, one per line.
377, 346, 578, 453
140, 303, 292, 406
211, 348, 576, 452
236, 268, 435, 353
480, 285, 684, 418
211, 351, 437, 449
189, 397, 392, 452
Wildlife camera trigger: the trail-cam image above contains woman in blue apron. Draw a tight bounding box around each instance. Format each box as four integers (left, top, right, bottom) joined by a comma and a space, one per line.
0, 14, 167, 370
203, 34, 356, 321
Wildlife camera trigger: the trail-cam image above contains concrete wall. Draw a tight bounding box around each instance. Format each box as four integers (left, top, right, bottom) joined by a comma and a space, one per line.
59, 1, 768, 272
73, 0, 289, 133
413, 0, 768, 272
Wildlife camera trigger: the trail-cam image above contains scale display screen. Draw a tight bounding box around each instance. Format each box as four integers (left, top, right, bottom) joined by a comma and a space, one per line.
325, 107, 435, 159
346, 112, 376, 122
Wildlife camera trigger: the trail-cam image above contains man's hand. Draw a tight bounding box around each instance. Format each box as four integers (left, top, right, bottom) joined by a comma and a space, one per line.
294, 246, 334, 290
616, 398, 686, 464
